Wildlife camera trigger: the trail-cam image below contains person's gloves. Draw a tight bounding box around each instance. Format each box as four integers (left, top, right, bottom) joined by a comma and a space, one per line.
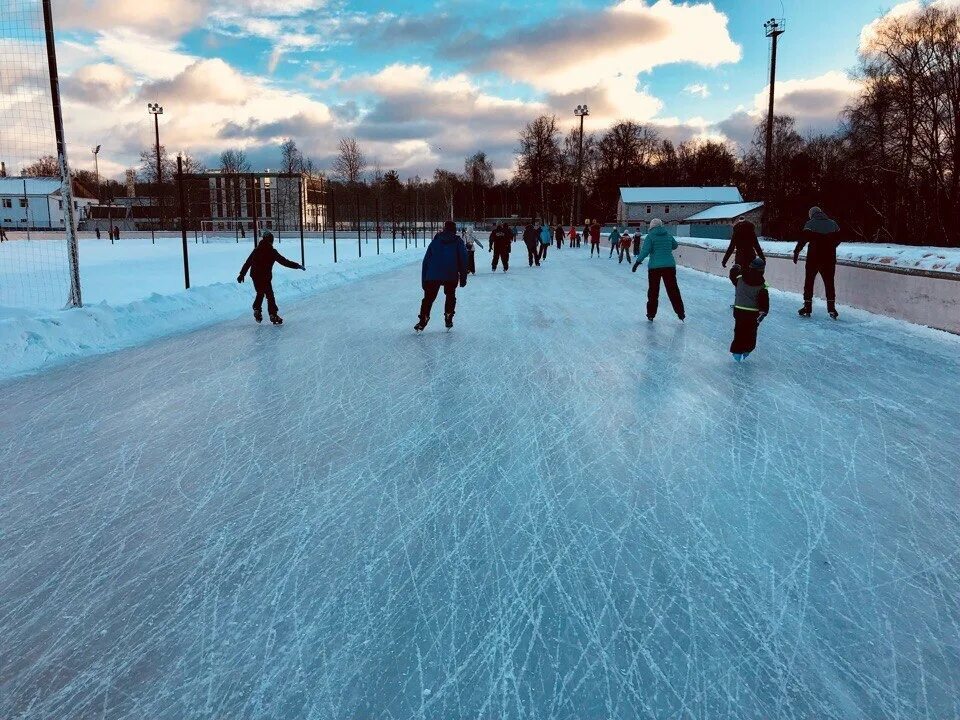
757, 312, 767, 325
299, 264, 306, 271
632, 261, 642, 273
793, 253, 799, 264
237, 274, 244, 283
721, 260, 727, 268
459, 276, 467, 288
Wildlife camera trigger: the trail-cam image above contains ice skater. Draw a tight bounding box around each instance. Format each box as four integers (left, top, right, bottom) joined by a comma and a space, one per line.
523, 220, 540, 267
721, 219, 765, 269
568, 225, 577, 248
237, 231, 305, 325
489, 222, 512, 272
794, 207, 842, 319
554, 224, 564, 248
589, 220, 601, 256
617, 229, 632, 264
608, 226, 620, 258
0, 227, 7, 242
414, 220, 468, 332
464, 228, 483, 275
729, 257, 770, 362
632, 219, 685, 322
539, 222, 552, 261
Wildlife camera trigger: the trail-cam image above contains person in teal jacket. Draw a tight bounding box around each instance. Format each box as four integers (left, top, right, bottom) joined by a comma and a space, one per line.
539, 223, 552, 261
608, 226, 621, 258
632, 218, 685, 321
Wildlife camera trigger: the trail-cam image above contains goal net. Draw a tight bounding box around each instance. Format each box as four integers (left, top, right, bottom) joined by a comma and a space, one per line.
0, 0, 81, 310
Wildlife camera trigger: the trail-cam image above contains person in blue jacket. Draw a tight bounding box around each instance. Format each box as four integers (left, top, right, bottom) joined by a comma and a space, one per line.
632, 218, 685, 321
608, 226, 621, 258
539, 222, 552, 261
414, 220, 468, 332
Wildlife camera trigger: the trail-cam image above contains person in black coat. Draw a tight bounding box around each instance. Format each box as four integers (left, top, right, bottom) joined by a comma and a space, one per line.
415, 221, 468, 331
794, 207, 842, 318
237, 231, 304, 324
722, 220, 765, 269
489, 223, 513, 272
522, 220, 540, 267
554, 224, 564, 248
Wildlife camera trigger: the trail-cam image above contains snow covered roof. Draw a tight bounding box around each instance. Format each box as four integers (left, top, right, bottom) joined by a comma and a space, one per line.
619, 187, 744, 204
0, 177, 62, 196
685, 201, 764, 222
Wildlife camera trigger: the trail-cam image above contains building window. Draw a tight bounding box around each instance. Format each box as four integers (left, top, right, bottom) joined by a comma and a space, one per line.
19, 198, 28, 208
58, 200, 63, 209
1, 199, 11, 208
646, 206, 651, 214
665, 206, 670, 214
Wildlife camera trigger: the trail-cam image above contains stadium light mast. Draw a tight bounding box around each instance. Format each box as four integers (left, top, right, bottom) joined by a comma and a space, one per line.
572, 104, 589, 228
147, 102, 164, 231
92, 145, 100, 204
762, 17, 785, 236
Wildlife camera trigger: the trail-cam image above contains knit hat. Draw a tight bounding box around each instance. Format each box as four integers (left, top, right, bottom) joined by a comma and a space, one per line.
750, 257, 766, 270
649, 218, 663, 228
808, 206, 823, 219
260, 231, 274, 243
444, 220, 456, 232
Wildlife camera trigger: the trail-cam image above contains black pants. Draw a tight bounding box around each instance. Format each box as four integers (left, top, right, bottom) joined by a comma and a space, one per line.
647, 268, 685, 319
420, 281, 458, 319
252, 277, 278, 316
540, 243, 548, 260
590, 242, 600, 256
526, 244, 540, 266
467, 250, 476, 274
618, 246, 632, 263
804, 257, 836, 303
492, 248, 509, 271
730, 308, 760, 354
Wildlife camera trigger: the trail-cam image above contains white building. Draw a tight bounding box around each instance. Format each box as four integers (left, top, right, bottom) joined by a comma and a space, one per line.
204, 172, 326, 233
617, 187, 746, 226
684, 201, 764, 227
0, 177, 96, 231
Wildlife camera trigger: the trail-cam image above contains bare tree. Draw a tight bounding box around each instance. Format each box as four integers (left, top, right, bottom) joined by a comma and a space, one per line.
22, 155, 61, 177
464, 151, 494, 221
516, 115, 562, 217
333, 137, 367, 241
219, 149, 251, 174
433, 168, 458, 219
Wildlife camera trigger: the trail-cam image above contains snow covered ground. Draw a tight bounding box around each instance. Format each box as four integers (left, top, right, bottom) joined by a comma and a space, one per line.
0, 233, 422, 380
2, 247, 959, 718
682, 235, 960, 275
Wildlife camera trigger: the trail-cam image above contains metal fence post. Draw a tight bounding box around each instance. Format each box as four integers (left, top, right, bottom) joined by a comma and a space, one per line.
176, 155, 190, 289
298, 175, 306, 269
331, 183, 338, 263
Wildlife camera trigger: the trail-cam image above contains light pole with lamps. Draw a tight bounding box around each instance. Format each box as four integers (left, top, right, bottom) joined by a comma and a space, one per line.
92, 145, 100, 203
571, 104, 589, 229
147, 102, 164, 235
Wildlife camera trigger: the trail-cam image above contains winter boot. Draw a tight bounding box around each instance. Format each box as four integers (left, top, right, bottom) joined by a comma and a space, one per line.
269, 313, 283, 325
444, 313, 454, 330
733, 353, 744, 363
827, 302, 839, 320
742, 352, 751, 360
798, 302, 813, 317
414, 316, 429, 333
253, 308, 263, 323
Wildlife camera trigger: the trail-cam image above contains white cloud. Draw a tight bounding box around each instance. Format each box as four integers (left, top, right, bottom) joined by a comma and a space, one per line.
142, 59, 254, 105
54, 0, 208, 38
684, 83, 710, 98
859, 0, 960, 51
752, 71, 860, 129
95, 30, 196, 80
64, 63, 135, 105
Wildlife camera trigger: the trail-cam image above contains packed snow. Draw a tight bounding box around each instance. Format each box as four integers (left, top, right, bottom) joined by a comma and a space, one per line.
2, 247, 959, 719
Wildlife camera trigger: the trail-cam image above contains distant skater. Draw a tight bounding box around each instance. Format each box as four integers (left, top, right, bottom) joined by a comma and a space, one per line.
608, 226, 620, 258
414, 221, 468, 332
632, 227, 643, 256
555, 224, 564, 248
489, 222, 512, 272
568, 225, 577, 248
722, 220, 765, 269
464, 228, 483, 275
633, 219, 685, 322
539, 223, 552, 261
0, 227, 7, 242
794, 207, 842, 319
589, 220, 601, 256
729, 258, 770, 362
618, 229, 632, 264
237, 231, 305, 325
523, 220, 540, 267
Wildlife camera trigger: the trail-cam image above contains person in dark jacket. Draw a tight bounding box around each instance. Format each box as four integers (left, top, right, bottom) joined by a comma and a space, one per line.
794, 207, 841, 318
237, 231, 304, 324
415, 220, 468, 332
489, 223, 513, 272
722, 220, 765, 269
554, 224, 564, 248
589, 220, 601, 256
522, 220, 541, 267
729, 257, 770, 362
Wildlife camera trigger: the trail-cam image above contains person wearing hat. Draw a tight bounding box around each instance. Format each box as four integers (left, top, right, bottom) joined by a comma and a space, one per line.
539, 221, 552, 261
722, 219, 765, 269
728, 257, 770, 362
632, 218, 685, 321
414, 220, 468, 332
794, 206, 842, 319
522, 218, 541, 267
589, 220, 601, 256
608, 225, 621, 258
489, 222, 513, 272
237, 231, 305, 325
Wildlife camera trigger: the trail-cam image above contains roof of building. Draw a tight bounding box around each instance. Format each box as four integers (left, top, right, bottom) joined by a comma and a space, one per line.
685, 201, 764, 222
620, 186, 744, 204
0, 177, 63, 196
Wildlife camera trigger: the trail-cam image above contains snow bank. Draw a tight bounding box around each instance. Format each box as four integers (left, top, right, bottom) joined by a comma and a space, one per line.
683, 236, 960, 275
0, 247, 420, 382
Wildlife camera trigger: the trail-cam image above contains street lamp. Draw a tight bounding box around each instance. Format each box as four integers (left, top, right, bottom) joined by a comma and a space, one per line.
92, 144, 100, 204
572, 104, 589, 228
762, 18, 785, 236
147, 102, 164, 232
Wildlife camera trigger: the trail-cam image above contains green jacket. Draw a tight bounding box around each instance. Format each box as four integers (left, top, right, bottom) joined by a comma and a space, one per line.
636, 226, 678, 269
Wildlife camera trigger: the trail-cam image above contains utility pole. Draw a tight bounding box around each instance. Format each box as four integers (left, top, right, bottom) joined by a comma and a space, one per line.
92, 145, 101, 204
762, 18, 785, 236
147, 102, 164, 233
571, 104, 589, 228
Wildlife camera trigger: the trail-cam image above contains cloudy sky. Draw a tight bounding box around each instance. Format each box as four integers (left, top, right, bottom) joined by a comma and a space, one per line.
0, 0, 927, 180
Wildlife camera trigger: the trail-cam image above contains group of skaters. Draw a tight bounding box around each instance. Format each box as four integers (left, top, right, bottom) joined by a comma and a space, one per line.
235, 206, 843, 363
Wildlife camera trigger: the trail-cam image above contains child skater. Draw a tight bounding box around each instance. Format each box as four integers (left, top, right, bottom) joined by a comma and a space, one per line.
464, 227, 483, 274
729, 257, 770, 362
237, 231, 304, 324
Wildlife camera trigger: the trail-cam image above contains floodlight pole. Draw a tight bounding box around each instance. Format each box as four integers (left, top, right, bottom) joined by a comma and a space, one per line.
571, 105, 589, 229
148, 103, 164, 234
762, 18, 785, 236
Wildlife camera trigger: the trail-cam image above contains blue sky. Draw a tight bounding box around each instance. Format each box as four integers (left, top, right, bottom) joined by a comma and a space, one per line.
2, 0, 914, 179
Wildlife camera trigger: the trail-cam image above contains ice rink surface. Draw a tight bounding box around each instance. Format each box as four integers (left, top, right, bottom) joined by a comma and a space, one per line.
3, 247, 960, 719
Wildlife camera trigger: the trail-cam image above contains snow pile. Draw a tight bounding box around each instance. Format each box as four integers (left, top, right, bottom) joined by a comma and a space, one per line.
1, 244, 420, 381
681, 236, 960, 275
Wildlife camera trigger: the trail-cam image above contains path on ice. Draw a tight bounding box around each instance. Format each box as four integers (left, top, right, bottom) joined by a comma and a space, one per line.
3, 249, 960, 719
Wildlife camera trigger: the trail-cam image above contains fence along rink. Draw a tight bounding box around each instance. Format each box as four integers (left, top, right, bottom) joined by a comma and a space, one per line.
0, 0, 82, 309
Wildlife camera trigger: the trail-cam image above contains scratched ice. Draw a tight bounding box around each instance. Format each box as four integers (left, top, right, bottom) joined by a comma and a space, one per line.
2, 252, 959, 719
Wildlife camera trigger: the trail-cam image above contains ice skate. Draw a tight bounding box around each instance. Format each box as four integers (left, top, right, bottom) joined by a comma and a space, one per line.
269, 313, 283, 325
414, 316, 429, 333
733, 353, 744, 362
827, 302, 839, 320
253, 308, 262, 323
798, 302, 812, 317
444, 313, 454, 330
